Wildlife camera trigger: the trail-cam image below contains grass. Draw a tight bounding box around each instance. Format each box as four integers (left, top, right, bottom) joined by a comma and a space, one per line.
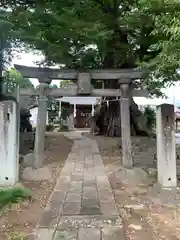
0, 187, 32, 210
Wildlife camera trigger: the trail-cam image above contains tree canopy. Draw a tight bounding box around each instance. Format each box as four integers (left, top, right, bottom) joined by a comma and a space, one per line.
2, 0, 180, 94
4, 68, 34, 93
60, 80, 73, 89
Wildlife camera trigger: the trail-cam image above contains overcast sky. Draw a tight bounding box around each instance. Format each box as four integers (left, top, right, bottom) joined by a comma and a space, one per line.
12, 51, 180, 106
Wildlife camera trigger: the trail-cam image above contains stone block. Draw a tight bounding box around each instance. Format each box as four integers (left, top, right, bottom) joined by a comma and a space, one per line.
102, 226, 125, 240
114, 167, 148, 186
62, 202, 81, 215
66, 193, 82, 202
81, 199, 101, 215
28, 229, 54, 240
78, 228, 101, 240
54, 228, 78, 240
100, 202, 118, 216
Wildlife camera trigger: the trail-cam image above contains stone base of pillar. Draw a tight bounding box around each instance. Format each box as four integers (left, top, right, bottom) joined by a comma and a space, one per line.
0, 101, 19, 186
22, 166, 52, 181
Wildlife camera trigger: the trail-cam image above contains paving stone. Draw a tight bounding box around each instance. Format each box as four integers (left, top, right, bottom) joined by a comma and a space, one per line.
83, 180, 97, 187
66, 193, 82, 202
81, 199, 101, 215
98, 194, 115, 203
102, 226, 125, 240
62, 202, 81, 216
49, 190, 67, 205
54, 228, 78, 240
29, 229, 54, 240
100, 202, 118, 216
38, 204, 63, 228
78, 228, 101, 240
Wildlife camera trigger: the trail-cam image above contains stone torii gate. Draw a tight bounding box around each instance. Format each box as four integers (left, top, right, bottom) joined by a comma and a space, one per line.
15, 65, 148, 170
0, 64, 177, 188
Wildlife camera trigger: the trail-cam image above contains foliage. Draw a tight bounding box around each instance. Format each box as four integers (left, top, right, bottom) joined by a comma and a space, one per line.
0, 187, 32, 210
4, 68, 33, 93
61, 106, 69, 120
2, 0, 180, 95
143, 106, 156, 130
60, 80, 73, 88
47, 84, 59, 124
0, 9, 24, 70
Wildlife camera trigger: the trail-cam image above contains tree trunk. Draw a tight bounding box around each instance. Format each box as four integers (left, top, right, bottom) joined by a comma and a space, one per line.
95, 98, 148, 137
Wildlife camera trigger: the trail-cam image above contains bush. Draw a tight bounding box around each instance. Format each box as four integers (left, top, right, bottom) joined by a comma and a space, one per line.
143, 106, 156, 130
0, 187, 32, 210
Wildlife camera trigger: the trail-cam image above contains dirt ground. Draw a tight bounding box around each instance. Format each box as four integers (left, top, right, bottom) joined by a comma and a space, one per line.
84, 132, 179, 240
0, 132, 73, 240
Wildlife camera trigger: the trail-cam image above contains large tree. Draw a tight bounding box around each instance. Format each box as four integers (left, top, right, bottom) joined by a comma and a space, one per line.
3, 0, 180, 135
4, 68, 33, 93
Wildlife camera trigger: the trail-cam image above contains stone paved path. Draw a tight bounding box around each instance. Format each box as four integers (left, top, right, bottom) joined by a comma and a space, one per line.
33, 132, 124, 239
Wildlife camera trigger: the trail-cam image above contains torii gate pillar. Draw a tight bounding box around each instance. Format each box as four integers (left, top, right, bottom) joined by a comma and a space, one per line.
120, 82, 133, 168
34, 82, 49, 168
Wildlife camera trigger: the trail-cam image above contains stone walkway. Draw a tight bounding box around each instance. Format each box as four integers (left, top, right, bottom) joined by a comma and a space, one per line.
33, 132, 124, 239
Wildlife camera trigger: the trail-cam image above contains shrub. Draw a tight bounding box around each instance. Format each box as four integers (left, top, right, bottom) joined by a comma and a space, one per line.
143, 106, 156, 130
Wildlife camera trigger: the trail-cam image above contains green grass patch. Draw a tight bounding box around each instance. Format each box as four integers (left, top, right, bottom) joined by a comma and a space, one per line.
0, 187, 32, 210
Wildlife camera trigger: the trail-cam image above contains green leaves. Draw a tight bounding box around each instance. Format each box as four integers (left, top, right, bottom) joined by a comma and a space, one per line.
4, 68, 34, 93
2, 0, 180, 95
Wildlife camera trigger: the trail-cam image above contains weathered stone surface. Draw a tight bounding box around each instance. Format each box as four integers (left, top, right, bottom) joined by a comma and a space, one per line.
114, 167, 148, 186
102, 226, 125, 240
22, 153, 35, 167
54, 228, 78, 240
38, 204, 63, 228
62, 202, 81, 215
78, 228, 101, 240
100, 202, 118, 216
22, 166, 52, 181
66, 193, 82, 202
29, 229, 54, 240
49, 191, 67, 205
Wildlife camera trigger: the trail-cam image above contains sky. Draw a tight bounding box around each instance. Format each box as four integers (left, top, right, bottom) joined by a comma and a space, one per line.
12, 51, 180, 107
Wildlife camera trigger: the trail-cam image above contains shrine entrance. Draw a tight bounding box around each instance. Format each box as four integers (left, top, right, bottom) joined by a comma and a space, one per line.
0, 64, 177, 189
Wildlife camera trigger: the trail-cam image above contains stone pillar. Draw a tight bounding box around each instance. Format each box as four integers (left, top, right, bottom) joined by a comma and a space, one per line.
74, 103, 76, 118
120, 83, 132, 168
34, 83, 49, 169
14, 87, 20, 169
156, 104, 177, 187
59, 100, 62, 118
92, 104, 95, 116
0, 100, 19, 185
46, 111, 49, 125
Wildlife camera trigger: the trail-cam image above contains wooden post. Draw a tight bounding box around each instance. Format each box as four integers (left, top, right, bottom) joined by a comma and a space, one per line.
156, 104, 177, 187
120, 82, 133, 168
34, 83, 49, 169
